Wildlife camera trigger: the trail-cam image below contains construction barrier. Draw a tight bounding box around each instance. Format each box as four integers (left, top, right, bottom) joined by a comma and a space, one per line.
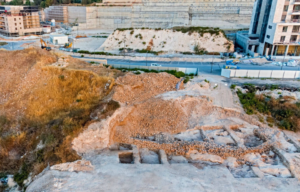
109, 64, 198, 75
221, 69, 300, 79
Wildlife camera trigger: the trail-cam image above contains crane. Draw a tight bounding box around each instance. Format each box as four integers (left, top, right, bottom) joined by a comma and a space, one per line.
40, 39, 51, 51
64, 42, 72, 48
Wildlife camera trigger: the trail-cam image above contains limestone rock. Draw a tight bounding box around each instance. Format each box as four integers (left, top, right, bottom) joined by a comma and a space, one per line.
243, 153, 267, 167
251, 167, 264, 178
213, 136, 235, 146
259, 165, 292, 178
224, 157, 239, 168
174, 130, 202, 142
50, 160, 94, 172
169, 156, 188, 164
189, 150, 224, 164
7, 176, 17, 188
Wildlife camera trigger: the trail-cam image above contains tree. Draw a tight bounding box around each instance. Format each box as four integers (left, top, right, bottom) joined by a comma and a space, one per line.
25, 0, 31, 5
34, 0, 42, 6
40, 1, 45, 8
45, 0, 52, 7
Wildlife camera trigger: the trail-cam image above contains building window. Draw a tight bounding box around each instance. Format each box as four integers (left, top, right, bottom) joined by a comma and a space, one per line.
282, 26, 288, 32
290, 35, 297, 42
20, 27, 22, 29
14, 18, 16, 21
15, 23, 17, 26
15, 28, 17, 30
267, 35, 270, 39
19, 18, 21, 20
293, 26, 300, 32
268, 25, 272, 29
284, 5, 289, 11
280, 36, 286, 42
281, 15, 286, 21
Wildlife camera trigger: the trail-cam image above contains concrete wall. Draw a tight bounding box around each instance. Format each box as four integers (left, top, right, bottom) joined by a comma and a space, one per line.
46, 0, 256, 30
222, 69, 300, 79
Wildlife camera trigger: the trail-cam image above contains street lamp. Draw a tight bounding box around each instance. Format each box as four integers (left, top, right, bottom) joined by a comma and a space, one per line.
123, 34, 126, 58
281, 50, 286, 70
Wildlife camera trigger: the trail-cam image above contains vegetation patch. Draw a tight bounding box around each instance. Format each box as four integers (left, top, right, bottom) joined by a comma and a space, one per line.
236, 84, 300, 131
0, 42, 7, 46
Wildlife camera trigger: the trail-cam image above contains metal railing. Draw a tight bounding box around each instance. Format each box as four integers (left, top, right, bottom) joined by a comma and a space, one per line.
274, 41, 300, 44
292, 9, 300, 12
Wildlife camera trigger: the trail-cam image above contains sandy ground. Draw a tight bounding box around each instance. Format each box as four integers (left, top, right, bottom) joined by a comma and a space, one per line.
99, 29, 234, 53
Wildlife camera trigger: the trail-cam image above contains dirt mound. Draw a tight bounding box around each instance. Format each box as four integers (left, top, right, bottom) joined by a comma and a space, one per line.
112, 72, 183, 104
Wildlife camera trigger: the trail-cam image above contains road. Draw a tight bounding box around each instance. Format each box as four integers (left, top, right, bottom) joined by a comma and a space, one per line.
71, 55, 300, 73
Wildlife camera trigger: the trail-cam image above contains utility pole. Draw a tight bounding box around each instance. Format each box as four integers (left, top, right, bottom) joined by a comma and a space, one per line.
123, 34, 126, 58
281, 48, 286, 70
146, 50, 148, 66
211, 56, 214, 73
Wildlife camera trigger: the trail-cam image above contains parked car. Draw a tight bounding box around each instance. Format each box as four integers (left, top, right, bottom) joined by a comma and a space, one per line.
150, 63, 162, 67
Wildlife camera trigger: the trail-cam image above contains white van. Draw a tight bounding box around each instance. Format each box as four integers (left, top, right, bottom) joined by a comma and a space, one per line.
150, 63, 162, 67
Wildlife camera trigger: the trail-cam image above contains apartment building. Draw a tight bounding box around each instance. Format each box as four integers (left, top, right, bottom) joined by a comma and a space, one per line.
0, 6, 42, 37
237, 0, 300, 58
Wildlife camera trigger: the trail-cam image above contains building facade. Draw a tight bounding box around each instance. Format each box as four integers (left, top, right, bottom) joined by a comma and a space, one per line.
0, 6, 42, 37
241, 0, 300, 57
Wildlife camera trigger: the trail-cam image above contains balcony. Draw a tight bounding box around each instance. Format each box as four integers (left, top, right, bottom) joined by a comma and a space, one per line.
286, 19, 300, 22
292, 10, 300, 14
274, 41, 300, 45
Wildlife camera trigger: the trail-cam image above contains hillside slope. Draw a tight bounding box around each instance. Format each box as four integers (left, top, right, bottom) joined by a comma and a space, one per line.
100, 28, 234, 53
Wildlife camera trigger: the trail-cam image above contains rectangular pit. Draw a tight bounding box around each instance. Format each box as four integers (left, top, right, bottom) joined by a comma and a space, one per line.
203, 128, 237, 146
119, 152, 134, 164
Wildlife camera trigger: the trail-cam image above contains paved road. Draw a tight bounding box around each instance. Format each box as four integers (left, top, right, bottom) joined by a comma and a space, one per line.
71, 55, 300, 73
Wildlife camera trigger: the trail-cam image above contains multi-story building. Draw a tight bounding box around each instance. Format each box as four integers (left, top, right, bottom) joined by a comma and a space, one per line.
237, 0, 300, 58
0, 6, 42, 37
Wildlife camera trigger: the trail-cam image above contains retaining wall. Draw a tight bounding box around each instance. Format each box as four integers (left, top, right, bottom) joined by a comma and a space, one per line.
221, 69, 300, 79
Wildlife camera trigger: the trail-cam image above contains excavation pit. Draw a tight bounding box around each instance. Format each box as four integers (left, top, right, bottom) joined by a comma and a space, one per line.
204, 129, 236, 146
140, 148, 160, 164
119, 152, 134, 164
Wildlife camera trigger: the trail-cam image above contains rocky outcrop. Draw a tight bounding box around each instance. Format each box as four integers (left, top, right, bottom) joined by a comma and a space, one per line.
50, 160, 94, 172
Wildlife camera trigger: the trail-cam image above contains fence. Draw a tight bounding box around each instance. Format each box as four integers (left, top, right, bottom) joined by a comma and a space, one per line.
109, 64, 198, 75
221, 69, 300, 79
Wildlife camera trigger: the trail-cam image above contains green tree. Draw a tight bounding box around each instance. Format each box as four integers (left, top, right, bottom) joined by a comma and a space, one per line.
40, 1, 45, 8
25, 0, 31, 5
45, 0, 52, 7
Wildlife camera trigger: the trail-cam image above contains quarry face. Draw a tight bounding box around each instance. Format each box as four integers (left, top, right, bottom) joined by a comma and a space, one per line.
27, 72, 300, 192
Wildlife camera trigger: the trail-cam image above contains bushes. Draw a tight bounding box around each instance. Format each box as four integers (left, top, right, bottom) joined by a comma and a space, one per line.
14, 163, 29, 187
194, 44, 207, 55
135, 49, 163, 55
230, 84, 236, 89
237, 84, 300, 131
78, 50, 116, 56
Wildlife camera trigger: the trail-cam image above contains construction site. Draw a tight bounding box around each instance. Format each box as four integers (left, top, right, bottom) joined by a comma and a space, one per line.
0, 48, 300, 191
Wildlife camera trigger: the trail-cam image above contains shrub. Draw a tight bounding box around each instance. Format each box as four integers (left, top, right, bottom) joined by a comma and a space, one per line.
183, 77, 190, 83
14, 163, 29, 187
81, 55, 84, 57
130, 30, 134, 35
230, 84, 236, 89
204, 79, 210, 83
142, 42, 146, 45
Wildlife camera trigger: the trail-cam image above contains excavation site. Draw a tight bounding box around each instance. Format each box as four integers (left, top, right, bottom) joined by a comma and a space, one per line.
1, 49, 300, 191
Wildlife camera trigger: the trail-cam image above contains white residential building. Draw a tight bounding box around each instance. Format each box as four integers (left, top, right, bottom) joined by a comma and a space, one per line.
237, 0, 300, 58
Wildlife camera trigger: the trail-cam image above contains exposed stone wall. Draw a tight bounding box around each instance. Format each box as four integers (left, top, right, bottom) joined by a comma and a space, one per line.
45, 0, 255, 30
